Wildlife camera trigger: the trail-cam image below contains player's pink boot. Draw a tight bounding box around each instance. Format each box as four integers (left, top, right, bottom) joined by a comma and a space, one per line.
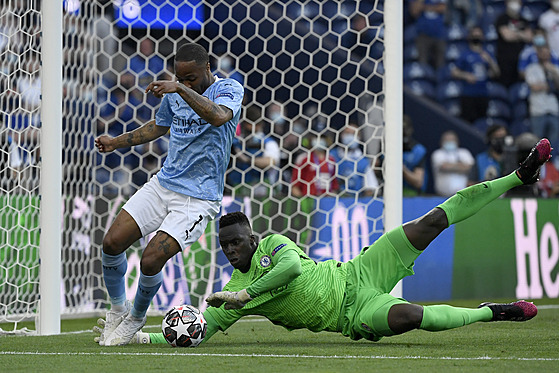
478, 300, 537, 321
516, 138, 552, 184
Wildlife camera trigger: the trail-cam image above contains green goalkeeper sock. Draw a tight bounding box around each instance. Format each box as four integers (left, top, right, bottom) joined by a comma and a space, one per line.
420, 305, 493, 332
437, 172, 522, 226
149, 332, 167, 344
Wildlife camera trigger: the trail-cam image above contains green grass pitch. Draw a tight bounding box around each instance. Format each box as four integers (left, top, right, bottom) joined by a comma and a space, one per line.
1, 298, 558, 372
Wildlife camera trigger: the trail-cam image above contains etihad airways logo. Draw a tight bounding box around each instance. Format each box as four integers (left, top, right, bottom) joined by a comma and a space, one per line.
172, 116, 208, 134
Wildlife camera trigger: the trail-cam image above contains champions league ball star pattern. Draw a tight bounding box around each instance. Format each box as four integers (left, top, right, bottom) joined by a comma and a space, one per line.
162, 305, 207, 347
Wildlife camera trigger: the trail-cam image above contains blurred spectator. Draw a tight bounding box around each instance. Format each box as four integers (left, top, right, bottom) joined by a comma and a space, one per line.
331, 123, 377, 197
228, 119, 281, 197
495, 0, 533, 87
266, 102, 288, 136
129, 38, 165, 88
341, 14, 376, 61
291, 134, 338, 197
538, 1, 559, 57
469, 124, 509, 184
402, 115, 427, 196
410, 0, 447, 70
451, 26, 500, 123
215, 54, 244, 85
518, 29, 559, 79
524, 43, 559, 150
448, 0, 482, 29
431, 130, 475, 196
278, 117, 307, 193
0, 130, 20, 191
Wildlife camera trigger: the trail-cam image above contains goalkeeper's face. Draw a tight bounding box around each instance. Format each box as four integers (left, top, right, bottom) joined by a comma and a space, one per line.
219, 223, 257, 273
174, 60, 213, 95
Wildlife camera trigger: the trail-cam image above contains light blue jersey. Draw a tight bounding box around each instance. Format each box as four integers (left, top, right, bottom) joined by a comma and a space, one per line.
155, 77, 244, 201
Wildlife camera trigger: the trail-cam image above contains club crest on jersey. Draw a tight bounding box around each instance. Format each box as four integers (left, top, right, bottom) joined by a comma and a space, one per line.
260, 255, 271, 268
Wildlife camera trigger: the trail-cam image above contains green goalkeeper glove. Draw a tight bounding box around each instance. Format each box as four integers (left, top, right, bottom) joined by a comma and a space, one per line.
206, 289, 252, 310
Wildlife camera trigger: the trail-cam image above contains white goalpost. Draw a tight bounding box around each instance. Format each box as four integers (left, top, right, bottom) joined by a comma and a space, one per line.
0, 0, 402, 334
38, 0, 63, 336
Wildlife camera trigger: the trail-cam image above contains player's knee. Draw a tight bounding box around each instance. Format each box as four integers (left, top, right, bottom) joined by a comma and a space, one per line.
140, 252, 165, 276
102, 233, 124, 255
387, 304, 423, 334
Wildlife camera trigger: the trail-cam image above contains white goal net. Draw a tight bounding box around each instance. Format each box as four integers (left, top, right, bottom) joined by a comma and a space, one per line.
0, 0, 391, 330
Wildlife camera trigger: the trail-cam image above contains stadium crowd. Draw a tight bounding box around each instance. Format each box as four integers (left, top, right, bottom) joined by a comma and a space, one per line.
2, 1, 559, 198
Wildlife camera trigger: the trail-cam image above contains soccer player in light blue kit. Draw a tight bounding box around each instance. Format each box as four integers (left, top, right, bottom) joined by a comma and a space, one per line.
94, 43, 244, 346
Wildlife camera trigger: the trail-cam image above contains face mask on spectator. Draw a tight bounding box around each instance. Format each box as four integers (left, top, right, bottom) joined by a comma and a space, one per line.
533, 35, 546, 47
490, 137, 506, 154
443, 141, 458, 152
470, 37, 483, 47
341, 133, 359, 149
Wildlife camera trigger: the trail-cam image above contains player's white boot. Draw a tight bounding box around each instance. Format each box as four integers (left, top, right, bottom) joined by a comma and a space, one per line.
104, 313, 147, 346
98, 300, 131, 346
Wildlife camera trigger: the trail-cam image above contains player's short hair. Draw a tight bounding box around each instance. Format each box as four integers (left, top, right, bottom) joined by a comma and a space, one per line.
175, 43, 209, 66
219, 211, 252, 230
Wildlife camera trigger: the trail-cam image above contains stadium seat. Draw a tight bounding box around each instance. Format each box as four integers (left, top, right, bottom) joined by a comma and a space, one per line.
404, 24, 418, 45
404, 44, 418, 63
480, 7, 501, 42
521, 2, 549, 23
407, 80, 436, 99
487, 100, 511, 121
447, 23, 468, 41
436, 80, 463, 102
509, 119, 532, 137
403, 62, 436, 84
508, 82, 530, 105
445, 41, 468, 62
511, 101, 529, 122
473, 117, 508, 136
442, 98, 461, 117
487, 82, 509, 105
436, 64, 454, 84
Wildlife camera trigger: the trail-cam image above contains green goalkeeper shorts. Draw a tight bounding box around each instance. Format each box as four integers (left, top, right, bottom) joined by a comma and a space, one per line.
340, 225, 422, 341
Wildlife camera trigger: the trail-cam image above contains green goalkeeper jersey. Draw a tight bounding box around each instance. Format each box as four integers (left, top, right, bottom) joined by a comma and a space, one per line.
204, 233, 347, 339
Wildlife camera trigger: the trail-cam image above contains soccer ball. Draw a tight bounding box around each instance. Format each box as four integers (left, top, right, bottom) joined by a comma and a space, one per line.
162, 304, 207, 347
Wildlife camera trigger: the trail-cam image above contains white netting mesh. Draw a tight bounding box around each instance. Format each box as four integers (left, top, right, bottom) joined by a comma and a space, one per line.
0, 0, 386, 327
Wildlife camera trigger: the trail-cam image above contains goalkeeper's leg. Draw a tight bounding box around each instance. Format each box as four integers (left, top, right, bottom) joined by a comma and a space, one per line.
364, 299, 537, 338
403, 138, 551, 251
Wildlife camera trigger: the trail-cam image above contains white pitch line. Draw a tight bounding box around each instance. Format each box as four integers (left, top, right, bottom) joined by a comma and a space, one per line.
1, 351, 558, 361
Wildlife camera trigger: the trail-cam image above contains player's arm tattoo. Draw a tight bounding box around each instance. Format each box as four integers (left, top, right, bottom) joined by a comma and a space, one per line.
177, 86, 233, 127
114, 120, 167, 148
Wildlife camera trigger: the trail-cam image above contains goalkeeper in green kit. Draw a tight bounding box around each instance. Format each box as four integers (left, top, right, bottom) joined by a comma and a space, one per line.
95, 138, 550, 346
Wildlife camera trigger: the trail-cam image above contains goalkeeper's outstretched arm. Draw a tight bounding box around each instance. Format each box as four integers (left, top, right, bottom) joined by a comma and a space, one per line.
206, 248, 302, 310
